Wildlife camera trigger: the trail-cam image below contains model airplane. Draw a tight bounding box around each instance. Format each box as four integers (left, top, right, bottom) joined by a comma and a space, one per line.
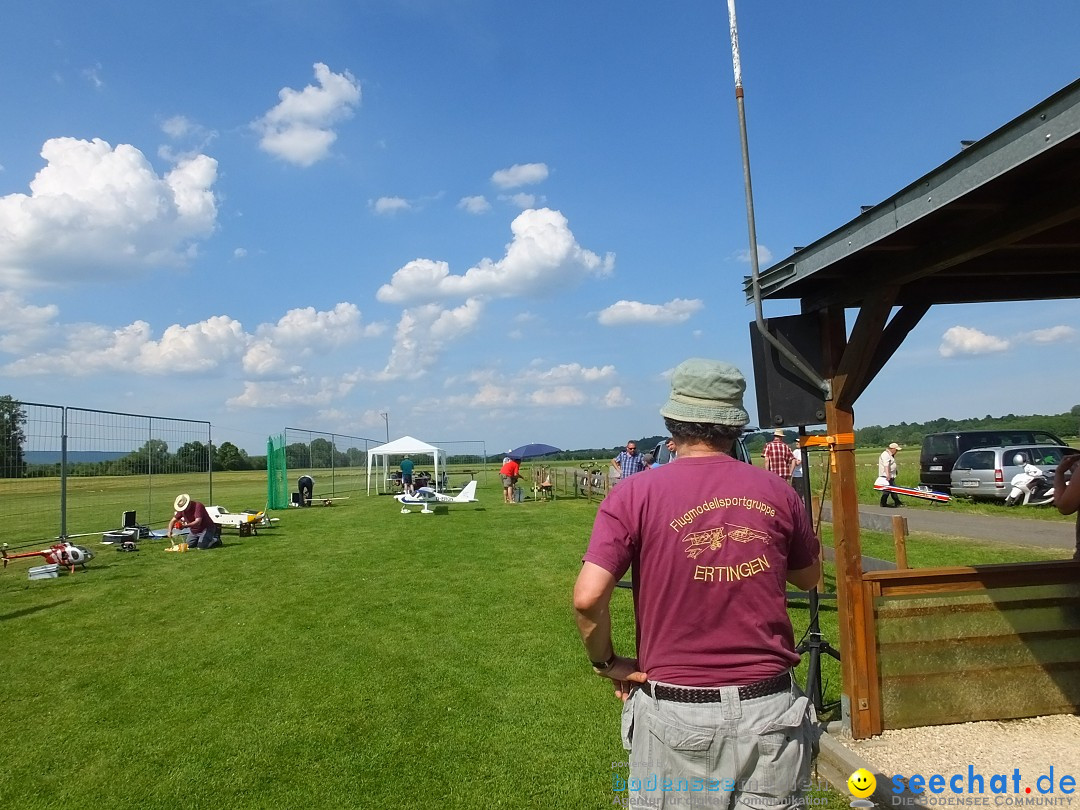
873, 477, 951, 503
395, 481, 478, 514
205, 506, 279, 530
2, 541, 95, 573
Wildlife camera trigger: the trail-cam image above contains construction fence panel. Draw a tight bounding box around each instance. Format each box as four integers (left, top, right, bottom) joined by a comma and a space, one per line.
0, 401, 65, 547
63, 408, 213, 540
284, 428, 380, 503
0, 401, 212, 549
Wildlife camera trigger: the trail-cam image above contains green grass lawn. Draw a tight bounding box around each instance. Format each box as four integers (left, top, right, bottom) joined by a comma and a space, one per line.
0, 471, 1062, 808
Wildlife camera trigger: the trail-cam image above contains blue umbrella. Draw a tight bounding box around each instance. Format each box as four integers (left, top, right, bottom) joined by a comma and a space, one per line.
508, 443, 561, 460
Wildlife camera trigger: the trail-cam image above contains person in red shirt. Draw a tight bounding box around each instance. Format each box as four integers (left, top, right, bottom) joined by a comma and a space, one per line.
761, 428, 796, 482
168, 493, 221, 549
574, 358, 820, 809
499, 455, 520, 504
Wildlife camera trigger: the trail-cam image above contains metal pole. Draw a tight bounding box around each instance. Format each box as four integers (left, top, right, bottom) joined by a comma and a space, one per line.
725, 0, 831, 400
60, 408, 68, 539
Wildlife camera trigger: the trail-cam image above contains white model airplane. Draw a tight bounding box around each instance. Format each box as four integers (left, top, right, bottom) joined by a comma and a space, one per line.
395, 481, 478, 514
205, 506, 280, 530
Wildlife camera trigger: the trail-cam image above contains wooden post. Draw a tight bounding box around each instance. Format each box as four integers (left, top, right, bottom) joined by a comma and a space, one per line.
892, 515, 909, 570
822, 305, 877, 739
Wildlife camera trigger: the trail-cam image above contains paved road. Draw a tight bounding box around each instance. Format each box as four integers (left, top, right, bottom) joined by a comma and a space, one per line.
820, 503, 1076, 552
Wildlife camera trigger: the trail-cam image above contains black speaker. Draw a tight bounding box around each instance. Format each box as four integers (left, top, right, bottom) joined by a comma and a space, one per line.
749, 315, 827, 427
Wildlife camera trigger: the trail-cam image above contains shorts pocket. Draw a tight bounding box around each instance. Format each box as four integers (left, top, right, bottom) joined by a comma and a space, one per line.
621, 690, 637, 751
642, 710, 715, 783
752, 696, 812, 798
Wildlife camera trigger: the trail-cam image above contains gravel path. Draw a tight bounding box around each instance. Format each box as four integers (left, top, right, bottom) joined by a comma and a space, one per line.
839, 715, 1080, 785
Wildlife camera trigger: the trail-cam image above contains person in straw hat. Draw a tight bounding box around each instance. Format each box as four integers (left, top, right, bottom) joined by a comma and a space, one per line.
573, 358, 820, 809
168, 493, 221, 550
761, 427, 796, 483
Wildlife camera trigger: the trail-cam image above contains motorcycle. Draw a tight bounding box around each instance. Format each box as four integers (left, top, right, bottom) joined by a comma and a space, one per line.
1004, 463, 1055, 506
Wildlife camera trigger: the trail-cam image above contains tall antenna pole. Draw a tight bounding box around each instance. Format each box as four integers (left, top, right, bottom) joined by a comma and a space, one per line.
726, 0, 830, 400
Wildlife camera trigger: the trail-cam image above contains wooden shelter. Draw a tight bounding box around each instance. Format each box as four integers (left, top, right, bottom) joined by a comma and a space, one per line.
748, 78, 1080, 738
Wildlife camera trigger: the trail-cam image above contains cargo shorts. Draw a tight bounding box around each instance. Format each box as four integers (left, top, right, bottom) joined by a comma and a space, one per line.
619, 676, 815, 810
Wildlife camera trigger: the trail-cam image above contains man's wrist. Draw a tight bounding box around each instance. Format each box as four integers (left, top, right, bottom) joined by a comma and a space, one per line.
590, 652, 617, 672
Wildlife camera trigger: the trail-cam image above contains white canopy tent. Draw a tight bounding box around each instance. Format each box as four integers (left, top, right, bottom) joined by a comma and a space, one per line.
366, 436, 447, 495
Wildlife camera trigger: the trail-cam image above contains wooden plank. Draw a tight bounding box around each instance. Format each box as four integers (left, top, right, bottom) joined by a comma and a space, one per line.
863, 578, 884, 736
877, 628, 1080, 652
875, 595, 1080, 618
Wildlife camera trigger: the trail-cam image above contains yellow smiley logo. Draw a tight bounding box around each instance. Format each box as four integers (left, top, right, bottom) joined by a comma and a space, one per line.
847, 768, 876, 798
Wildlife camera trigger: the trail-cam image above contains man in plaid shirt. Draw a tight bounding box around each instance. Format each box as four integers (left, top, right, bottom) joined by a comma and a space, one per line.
611, 441, 648, 483
761, 429, 796, 483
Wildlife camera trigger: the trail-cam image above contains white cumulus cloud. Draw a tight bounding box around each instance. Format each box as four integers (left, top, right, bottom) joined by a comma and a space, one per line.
529, 386, 586, 406
0, 292, 60, 353
735, 244, 774, 265
499, 193, 540, 209
378, 299, 485, 380
376, 208, 614, 304
526, 363, 616, 384
0, 137, 218, 287
3, 316, 248, 376
254, 63, 361, 167
227, 373, 361, 409
491, 163, 549, 189
603, 387, 628, 408
1017, 325, 1076, 344
598, 298, 703, 326
372, 196, 412, 215
243, 303, 383, 376
458, 196, 491, 214
939, 326, 1010, 357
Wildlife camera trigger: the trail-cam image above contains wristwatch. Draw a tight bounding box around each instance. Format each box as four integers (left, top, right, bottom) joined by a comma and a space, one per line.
590, 652, 617, 672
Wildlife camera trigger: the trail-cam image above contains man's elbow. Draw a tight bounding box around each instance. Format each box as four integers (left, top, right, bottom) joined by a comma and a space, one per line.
787, 562, 822, 591
573, 579, 603, 614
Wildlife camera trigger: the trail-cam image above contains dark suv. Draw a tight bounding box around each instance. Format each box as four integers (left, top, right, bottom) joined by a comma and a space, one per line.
920, 429, 1068, 492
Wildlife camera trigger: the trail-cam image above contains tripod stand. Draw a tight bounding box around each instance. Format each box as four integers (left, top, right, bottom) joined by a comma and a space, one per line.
793, 428, 841, 714
795, 586, 841, 713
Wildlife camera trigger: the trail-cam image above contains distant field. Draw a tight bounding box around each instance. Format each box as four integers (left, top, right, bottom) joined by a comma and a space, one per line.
0, 467, 1060, 809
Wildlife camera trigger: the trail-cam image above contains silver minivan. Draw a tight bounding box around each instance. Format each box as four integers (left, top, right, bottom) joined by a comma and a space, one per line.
950, 444, 1074, 500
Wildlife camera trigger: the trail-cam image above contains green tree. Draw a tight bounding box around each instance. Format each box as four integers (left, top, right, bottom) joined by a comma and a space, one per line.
216, 441, 251, 471
0, 395, 27, 478
176, 441, 211, 472
126, 439, 171, 473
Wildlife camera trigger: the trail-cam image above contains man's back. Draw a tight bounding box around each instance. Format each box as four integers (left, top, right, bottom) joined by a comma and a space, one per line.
584, 454, 817, 686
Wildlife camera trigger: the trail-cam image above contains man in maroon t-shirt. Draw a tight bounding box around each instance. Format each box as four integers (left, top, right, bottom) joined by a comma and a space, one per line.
574, 358, 821, 809
168, 493, 221, 550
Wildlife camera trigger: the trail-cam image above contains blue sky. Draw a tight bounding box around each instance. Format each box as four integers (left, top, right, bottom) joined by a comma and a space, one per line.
1, 1, 1079, 455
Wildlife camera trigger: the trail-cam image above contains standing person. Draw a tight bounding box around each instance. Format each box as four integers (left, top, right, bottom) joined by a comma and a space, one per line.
168, 493, 221, 550
791, 445, 806, 499
878, 442, 903, 508
762, 428, 796, 483
400, 456, 415, 495
297, 474, 315, 506
610, 441, 647, 483
1052, 452, 1080, 560
573, 358, 820, 809
500, 455, 520, 504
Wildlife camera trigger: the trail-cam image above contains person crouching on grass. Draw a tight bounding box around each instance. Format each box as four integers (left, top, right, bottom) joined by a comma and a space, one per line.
168, 493, 221, 550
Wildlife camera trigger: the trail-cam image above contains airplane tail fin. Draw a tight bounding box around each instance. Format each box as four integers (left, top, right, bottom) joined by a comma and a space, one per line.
455, 480, 478, 502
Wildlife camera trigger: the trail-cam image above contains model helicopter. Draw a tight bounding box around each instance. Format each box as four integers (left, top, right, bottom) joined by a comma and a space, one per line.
395, 480, 478, 514
2, 540, 95, 573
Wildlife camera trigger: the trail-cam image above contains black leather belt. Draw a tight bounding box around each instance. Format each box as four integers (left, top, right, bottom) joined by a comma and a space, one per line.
641, 672, 791, 703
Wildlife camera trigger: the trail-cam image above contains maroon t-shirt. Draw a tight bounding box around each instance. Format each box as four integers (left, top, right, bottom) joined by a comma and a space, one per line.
176, 501, 213, 534
583, 454, 819, 687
